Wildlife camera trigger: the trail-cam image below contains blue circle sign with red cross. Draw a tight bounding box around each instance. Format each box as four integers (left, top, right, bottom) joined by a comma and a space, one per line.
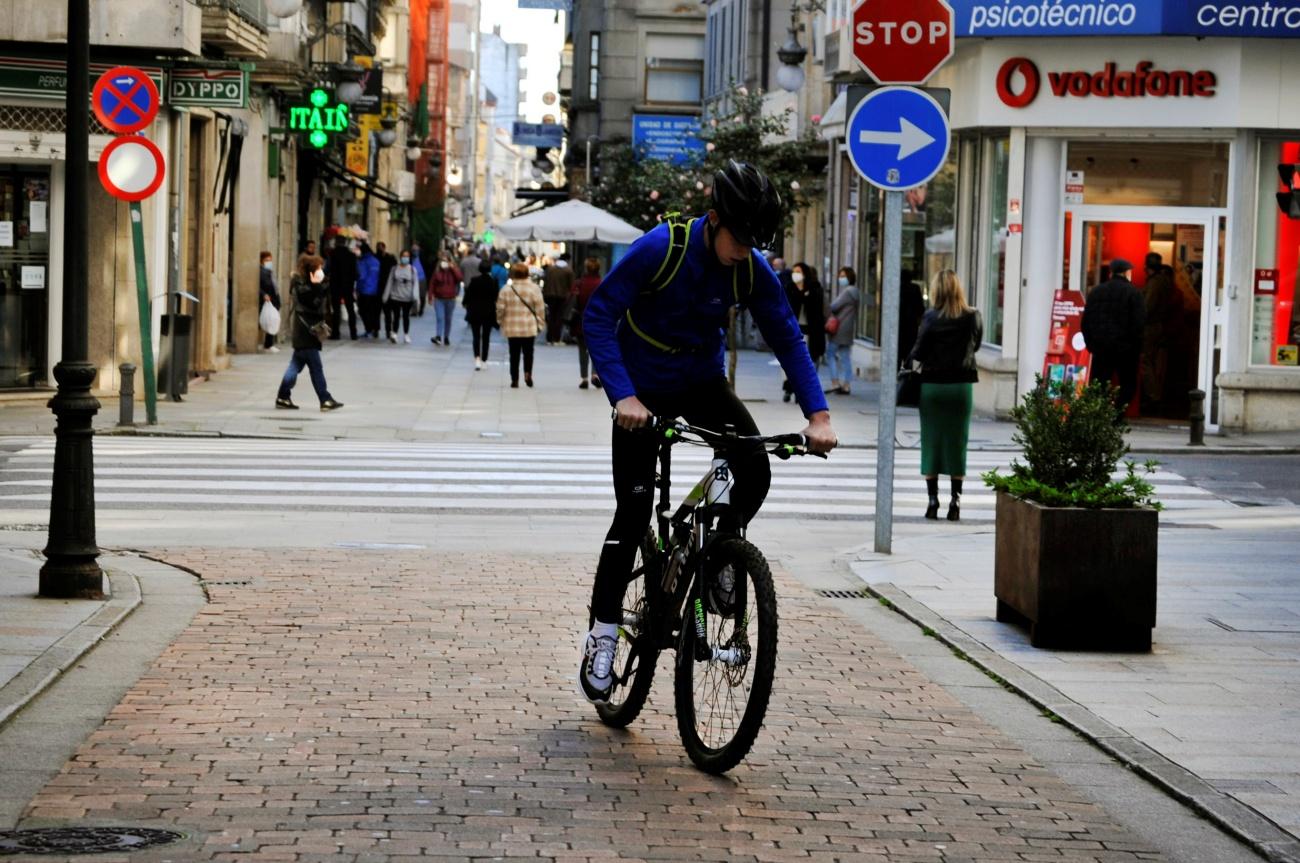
92, 66, 159, 135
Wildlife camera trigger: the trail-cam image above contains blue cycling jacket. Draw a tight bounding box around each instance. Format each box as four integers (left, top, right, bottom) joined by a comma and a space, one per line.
583, 217, 829, 418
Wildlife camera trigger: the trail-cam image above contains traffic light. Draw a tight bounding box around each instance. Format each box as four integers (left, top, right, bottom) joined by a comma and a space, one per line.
1277, 163, 1300, 218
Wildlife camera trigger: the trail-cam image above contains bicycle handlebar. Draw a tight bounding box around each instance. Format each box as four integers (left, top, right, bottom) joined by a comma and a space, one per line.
651, 417, 828, 460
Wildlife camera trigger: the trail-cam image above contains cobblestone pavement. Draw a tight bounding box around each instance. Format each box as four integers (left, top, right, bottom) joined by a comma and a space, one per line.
14, 549, 1162, 862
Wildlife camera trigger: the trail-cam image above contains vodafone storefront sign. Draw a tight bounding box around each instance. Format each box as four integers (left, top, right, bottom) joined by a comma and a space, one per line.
996, 57, 1218, 108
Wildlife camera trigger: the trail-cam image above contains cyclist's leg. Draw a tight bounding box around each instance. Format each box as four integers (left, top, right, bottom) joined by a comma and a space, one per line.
679, 378, 771, 533
590, 416, 664, 623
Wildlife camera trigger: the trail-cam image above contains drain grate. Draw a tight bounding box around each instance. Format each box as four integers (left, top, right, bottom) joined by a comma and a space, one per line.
0, 827, 185, 855
203, 580, 252, 587
0, 523, 49, 532
816, 588, 871, 599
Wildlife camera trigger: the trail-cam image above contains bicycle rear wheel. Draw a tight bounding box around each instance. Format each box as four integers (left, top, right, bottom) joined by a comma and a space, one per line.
673, 536, 777, 774
596, 531, 660, 728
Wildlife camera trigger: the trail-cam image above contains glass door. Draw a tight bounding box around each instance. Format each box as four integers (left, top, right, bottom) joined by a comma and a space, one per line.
0, 165, 51, 389
1067, 205, 1224, 426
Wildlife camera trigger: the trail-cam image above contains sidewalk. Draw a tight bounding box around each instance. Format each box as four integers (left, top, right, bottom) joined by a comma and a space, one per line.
2, 310, 1297, 452
850, 511, 1300, 861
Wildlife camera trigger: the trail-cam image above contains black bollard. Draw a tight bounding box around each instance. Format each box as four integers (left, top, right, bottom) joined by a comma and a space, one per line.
1189, 389, 1206, 446
118, 363, 135, 427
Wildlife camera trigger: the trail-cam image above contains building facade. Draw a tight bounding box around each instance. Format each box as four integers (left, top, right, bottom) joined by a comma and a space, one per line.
821, 1, 1300, 433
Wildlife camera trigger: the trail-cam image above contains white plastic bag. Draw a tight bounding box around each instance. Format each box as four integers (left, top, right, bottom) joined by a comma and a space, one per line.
259, 302, 281, 335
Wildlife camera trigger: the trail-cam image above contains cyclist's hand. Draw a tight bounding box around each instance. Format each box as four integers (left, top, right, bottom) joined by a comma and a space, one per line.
802, 410, 838, 455
614, 396, 652, 431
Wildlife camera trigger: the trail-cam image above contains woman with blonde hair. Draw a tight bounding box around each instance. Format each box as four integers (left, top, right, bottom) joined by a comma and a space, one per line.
907, 270, 982, 521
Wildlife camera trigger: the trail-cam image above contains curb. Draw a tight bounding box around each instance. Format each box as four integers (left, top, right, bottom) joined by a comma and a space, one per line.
0, 567, 142, 730
856, 579, 1300, 863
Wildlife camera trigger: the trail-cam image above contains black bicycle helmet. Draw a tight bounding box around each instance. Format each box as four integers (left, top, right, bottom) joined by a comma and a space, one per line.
710, 160, 782, 250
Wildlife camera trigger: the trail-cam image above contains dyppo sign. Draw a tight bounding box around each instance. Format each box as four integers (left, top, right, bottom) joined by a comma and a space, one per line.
169, 68, 248, 108
852, 0, 955, 85
996, 57, 1218, 108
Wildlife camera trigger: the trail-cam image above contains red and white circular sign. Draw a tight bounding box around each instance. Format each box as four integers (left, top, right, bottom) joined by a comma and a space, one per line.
852, 0, 955, 86
98, 135, 166, 202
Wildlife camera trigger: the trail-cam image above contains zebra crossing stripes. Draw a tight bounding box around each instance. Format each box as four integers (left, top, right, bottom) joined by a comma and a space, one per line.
0, 438, 1232, 521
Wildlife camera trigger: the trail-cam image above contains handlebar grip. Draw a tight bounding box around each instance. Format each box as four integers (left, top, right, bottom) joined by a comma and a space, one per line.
767, 433, 807, 447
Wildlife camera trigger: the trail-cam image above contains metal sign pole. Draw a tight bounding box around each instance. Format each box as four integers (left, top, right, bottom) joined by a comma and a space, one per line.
874, 189, 903, 554
128, 202, 158, 423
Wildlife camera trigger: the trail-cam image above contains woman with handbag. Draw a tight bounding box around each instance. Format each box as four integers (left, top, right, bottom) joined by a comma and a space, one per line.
824, 266, 859, 395
781, 262, 826, 402
907, 270, 981, 521
495, 261, 546, 388
276, 254, 343, 411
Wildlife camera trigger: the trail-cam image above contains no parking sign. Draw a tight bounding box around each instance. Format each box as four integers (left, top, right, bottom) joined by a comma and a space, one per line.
91, 66, 159, 135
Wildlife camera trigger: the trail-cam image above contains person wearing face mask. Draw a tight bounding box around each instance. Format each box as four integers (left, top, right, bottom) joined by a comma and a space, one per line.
258, 251, 281, 353
825, 266, 860, 395
382, 249, 420, 344
429, 252, 463, 346
276, 254, 343, 411
780, 262, 825, 402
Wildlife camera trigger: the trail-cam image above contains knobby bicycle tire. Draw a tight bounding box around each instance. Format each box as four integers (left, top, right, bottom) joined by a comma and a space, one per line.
673, 536, 778, 774
596, 531, 660, 728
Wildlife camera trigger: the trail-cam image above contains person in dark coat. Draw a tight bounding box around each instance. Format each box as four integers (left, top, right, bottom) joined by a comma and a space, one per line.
899, 268, 926, 367
781, 262, 825, 402
275, 254, 342, 411
258, 250, 281, 352
462, 259, 499, 369
327, 237, 358, 340
572, 256, 604, 389
375, 241, 398, 335
1082, 258, 1146, 420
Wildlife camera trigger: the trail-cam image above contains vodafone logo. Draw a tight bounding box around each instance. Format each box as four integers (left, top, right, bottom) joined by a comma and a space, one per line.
996, 57, 1218, 108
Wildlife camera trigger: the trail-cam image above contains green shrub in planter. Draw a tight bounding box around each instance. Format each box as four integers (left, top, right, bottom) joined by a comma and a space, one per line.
982, 376, 1161, 510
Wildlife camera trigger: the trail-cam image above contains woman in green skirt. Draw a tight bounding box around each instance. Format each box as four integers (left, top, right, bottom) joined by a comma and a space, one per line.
907, 270, 982, 521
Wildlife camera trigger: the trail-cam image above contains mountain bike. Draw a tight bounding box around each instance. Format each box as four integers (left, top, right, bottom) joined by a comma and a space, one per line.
592, 418, 825, 774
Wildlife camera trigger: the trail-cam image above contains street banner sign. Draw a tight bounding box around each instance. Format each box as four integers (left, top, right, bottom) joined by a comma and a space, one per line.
852, 0, 955, 85
846, 86, 950, 191
98, 135, 165, 202
92, 66, 159, 134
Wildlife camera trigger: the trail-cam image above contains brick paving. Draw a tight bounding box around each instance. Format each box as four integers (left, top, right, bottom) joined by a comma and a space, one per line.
13, 550, 1162, 862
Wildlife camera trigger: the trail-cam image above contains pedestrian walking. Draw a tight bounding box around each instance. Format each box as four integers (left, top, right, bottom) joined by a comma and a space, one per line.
258, 250, 281, 353
382, 249, 420, 344
463, 259, 499, 370
327, 236, 358, 340
275, 254, 343, 411
572, 256, 603, 389
490, 253, 509, 289
907, 270, 981, 521
496, 261, 545, 388
355, 243, 383, 338
899, 269, 926, 371
411, 241, 429, 317
1081, 257, 1145, 420
825, 266, 859, 394
376, 241, 397, 333
429, 252, 462, 346
459, 245, 482, 290
781, 262, 825, 402
542, 254, 575, 344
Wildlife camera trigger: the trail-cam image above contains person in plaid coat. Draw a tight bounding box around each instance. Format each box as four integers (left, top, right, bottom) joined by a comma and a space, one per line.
495, 261, 546, 388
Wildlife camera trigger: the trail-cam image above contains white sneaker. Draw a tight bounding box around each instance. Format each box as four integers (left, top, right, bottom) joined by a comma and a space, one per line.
388, 334, 397, 344
267, 345, 280, 353
403, 334, 411, 344
474, 357, 483, 370
579, 633, 618, 704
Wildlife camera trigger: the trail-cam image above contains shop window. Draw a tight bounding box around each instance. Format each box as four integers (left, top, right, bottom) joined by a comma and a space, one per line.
1253, 140, 1300, 367
1066, 141, 1228, 208
0, 167, 50, 388
588, 32, 600, 101
978, 136, 1009, 346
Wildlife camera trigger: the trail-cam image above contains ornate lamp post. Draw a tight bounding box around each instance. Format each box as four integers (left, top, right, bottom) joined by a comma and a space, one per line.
41, 0, 102, 598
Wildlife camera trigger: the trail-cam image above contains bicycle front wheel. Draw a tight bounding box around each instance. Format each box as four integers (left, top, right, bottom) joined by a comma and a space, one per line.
596, 531, 660, 728
673, 536, 777, 774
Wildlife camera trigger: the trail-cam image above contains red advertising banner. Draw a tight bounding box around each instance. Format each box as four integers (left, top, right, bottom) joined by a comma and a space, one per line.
1042, 288, 1091, 392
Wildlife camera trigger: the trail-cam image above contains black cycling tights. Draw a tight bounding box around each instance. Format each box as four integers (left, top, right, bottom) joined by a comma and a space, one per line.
589, 378, 772, 625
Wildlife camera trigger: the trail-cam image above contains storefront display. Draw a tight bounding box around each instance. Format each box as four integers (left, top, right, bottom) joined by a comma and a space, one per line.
0, 166, 50, 388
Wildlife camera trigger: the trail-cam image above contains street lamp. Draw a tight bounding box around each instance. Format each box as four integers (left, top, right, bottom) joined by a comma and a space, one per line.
334, 60, 365, 105
775, 30, 808, 93
266, 0, 301, 17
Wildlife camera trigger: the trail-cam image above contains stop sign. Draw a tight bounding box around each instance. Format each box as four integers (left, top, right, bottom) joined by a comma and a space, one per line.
852, 0, 954, 86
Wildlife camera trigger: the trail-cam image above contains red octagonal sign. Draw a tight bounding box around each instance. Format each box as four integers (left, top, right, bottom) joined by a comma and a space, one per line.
852, 0, 954, 86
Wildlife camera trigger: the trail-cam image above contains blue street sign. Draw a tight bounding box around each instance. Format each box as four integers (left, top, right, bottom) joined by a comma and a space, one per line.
846, 86, 949, 192
92, 66, 159, 134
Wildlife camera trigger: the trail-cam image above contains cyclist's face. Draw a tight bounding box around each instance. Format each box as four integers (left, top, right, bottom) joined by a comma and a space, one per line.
708, 213, 752, 266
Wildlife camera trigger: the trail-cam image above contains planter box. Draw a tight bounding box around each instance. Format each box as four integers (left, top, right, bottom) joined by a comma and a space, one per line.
994, 492, 1157, 651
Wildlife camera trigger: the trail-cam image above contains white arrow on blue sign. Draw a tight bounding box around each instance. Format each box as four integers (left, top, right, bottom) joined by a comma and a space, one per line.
846, 86, 950, 191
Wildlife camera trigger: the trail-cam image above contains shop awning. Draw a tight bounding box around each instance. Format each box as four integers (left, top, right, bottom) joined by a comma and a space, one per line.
820, 89, 847, 141
316, 157, 405, 206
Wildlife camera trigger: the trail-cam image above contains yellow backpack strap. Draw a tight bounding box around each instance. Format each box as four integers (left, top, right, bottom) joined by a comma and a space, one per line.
646, 215, 696, 294
732, 254, 755, 306
625, 309, 684, 353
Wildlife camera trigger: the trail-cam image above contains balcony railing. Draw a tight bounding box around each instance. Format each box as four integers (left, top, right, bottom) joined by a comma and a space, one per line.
196, 0, 269, 31
197, 0, 269, 58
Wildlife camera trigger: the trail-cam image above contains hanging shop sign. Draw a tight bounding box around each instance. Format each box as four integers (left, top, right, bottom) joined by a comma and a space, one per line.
346, 114, 383, 176
169, 68, 248, 108
289, 88, 350, 149
996, 57, 1217, 108
0, 55, 164, 103
954, 0, 1300, 38
511, 121, 564, 148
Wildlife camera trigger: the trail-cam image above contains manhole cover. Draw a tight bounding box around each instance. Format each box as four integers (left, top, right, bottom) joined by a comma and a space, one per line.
0, 827, 185, 855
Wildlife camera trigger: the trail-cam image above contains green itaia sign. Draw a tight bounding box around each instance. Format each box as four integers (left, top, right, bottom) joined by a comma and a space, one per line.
289, 88, 349, 149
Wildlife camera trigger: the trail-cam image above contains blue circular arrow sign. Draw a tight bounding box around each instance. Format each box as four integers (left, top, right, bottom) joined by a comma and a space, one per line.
846, 86, 950, 192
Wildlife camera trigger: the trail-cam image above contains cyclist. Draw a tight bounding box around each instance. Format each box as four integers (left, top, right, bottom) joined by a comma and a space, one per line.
579, 160, 838, 704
